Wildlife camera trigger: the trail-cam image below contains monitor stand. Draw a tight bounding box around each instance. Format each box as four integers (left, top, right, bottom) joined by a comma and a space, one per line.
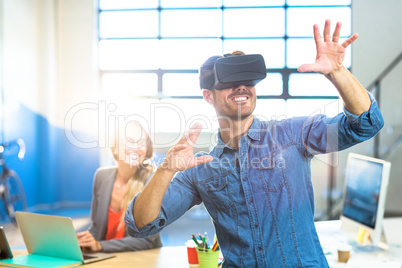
340, 216, 388, 250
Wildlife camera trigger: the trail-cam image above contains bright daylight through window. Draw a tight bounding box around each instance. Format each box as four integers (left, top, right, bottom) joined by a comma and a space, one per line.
98, 0, 352, 133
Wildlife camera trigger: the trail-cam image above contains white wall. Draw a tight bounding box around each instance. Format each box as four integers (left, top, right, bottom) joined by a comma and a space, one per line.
352, 0, 402, 87
55, 0, 99, 131
1, 0, 98, 132
2, 0, 39, 117
341, 0, 402, 214
0, 0, 101, 206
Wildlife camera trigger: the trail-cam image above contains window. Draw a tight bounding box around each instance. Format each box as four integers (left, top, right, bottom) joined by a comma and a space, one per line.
98, 0, 351, 133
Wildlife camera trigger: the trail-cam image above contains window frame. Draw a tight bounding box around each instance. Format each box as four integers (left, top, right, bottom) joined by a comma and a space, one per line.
98, 2, 352, 101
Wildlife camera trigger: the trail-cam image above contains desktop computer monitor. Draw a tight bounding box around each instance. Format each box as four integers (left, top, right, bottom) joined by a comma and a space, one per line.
340, 153, 391, 248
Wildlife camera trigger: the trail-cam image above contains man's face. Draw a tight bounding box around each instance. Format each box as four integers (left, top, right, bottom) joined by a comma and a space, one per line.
203, 84, 256, 121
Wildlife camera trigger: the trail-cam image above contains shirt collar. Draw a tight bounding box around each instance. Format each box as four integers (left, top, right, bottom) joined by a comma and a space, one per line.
215, 133, 233, 157
247, 116, 261, 141
214, 116, 261, 157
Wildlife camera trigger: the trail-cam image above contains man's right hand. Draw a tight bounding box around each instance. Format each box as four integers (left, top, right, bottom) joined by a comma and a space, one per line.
133, 122, 213, 229
161, 122, 213, 173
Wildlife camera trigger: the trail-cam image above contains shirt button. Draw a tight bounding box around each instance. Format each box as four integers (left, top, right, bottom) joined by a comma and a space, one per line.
249, 198, 253, 203
243, 177, 247, 182
258, 247, 262, 251
255, 223, 258, 228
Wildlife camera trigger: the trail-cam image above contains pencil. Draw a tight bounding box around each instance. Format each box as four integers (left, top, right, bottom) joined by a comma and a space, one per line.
191, 233, 200, 247
212, 240, 218, 251
197, 234, 202, 247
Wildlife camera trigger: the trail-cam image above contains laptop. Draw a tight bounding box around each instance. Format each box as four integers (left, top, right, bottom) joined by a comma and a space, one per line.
13, 211, 114, 265
0, 226, 13, 260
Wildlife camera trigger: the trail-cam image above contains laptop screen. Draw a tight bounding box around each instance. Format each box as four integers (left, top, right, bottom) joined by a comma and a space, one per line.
16, 212, 84, 261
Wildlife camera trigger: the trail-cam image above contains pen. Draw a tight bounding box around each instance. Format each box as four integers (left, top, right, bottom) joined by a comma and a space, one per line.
196, 234, 204, 250
204, 232, 210, 249
201, 236, 206, 248
191, 233, 200, 247
198, 234, 203, 246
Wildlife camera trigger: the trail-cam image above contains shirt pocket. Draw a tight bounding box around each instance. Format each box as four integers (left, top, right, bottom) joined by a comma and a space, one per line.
255, 151, 286, 192
204, 176, 233, 212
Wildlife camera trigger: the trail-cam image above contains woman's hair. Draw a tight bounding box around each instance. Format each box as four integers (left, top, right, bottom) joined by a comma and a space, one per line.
199, 50, 246, 90
110, 122, 154, 229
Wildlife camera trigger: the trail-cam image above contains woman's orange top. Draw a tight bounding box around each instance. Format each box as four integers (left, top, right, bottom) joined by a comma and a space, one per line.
105, 206, 126, 240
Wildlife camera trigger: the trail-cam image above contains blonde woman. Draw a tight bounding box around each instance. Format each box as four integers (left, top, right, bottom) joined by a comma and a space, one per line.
77, 122, 161, 253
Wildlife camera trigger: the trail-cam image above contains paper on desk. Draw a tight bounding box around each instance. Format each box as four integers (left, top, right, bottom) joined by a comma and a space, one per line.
327, 258, 401, 268
345, 258, 401, 268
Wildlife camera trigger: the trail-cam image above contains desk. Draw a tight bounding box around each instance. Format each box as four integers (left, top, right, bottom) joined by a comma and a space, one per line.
6, 219, 402, 268
316, 219, 402, 268
7, 247, 191, 268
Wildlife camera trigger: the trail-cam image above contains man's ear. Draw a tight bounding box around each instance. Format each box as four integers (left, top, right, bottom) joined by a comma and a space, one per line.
203, 89, 214, 105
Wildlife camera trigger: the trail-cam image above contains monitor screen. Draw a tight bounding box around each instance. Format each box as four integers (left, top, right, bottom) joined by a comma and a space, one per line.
342, 156, 385, 229
341, 153, 391, 247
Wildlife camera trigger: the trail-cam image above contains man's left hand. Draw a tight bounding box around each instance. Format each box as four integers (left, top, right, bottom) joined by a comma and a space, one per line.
298, 19, 358, 75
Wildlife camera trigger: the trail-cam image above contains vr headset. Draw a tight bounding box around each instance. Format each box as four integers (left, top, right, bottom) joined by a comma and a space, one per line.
203, 54, 267, 90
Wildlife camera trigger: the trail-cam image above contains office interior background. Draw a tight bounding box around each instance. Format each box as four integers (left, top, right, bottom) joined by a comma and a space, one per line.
0, 0, 401, 240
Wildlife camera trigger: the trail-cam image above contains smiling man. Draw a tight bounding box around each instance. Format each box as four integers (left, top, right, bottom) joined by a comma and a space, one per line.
124, 20, 384, 267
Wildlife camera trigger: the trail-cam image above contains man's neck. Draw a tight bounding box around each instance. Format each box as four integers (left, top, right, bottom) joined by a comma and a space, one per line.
218, 114, 254, 150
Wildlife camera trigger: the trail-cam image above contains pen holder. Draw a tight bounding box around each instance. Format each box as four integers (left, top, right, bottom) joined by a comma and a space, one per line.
185, 239, 199, 265
187, 246, 199, 265
196, 248, 219, 268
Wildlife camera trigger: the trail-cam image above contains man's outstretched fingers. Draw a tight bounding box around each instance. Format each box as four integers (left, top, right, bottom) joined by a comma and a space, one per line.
341, 33, 359, 48
187, 124, 203, 146
298, 63, 314, 73
194, 155, 213, 166
323, 19, 331, 42
313, 24, 322, 50
177, 122, 203, 145
169, 143, 188, 152
332, 22, 342, 43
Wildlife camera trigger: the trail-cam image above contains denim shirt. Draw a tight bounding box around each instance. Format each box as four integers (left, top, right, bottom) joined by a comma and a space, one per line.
125, 92, 383, 267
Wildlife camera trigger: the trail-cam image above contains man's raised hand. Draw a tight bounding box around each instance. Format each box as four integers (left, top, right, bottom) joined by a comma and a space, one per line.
161, 122, 213, 173
298, 19, 359, 75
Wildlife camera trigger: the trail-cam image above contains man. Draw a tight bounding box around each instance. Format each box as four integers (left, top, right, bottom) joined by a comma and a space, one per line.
124, 20, 383, 267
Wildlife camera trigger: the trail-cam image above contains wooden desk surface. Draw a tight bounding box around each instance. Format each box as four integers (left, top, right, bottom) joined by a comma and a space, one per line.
9, 246, 192, 268
8, 219, 401, 267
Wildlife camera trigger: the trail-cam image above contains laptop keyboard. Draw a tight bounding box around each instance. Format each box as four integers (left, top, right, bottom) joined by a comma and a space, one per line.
83, 254, 97, 260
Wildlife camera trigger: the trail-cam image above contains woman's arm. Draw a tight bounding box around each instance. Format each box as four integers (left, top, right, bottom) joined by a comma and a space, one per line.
99, 233, 162, 253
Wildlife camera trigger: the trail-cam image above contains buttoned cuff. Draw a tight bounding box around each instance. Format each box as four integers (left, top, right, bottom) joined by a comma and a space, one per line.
124, 193, 167, 238
342, 91, 383, 129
